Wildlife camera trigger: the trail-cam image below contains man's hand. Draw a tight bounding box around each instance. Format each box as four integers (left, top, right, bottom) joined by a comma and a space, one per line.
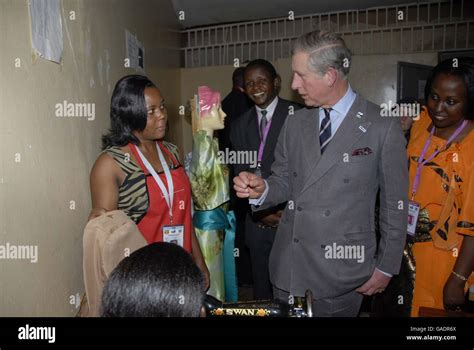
356, 269, 391, 296
233, 171, 266, 199
260, 210, 283, 227
260, 213, 281, 227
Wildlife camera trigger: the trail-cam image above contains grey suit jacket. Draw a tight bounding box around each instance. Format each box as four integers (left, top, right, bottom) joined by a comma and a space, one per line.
255, 94, 408, 299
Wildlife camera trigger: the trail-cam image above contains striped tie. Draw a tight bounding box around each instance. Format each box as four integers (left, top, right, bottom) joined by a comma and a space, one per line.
319, 108, 332, 154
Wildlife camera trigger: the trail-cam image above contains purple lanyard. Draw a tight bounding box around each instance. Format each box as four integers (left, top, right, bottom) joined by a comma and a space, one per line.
411, 120, 467, 199
257, 117, 272, 166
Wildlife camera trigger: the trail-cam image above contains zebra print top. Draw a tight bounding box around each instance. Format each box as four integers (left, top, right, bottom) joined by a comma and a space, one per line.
103, 141, 181, 224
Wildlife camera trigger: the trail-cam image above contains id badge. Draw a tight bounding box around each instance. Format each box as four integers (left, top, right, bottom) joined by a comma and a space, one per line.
407, 201, 420, 236
163, 225, 184, 247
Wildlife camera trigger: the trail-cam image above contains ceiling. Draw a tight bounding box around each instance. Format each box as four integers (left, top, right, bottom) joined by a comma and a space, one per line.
172, 0, 431, 28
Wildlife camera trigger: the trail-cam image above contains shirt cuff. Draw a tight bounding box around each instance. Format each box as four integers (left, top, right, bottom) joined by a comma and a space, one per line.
376, 268, 393, 278
249, 180, 269, 207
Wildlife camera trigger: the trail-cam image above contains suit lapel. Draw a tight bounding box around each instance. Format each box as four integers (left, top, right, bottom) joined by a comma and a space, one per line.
300, 95, 372, 194
245, 107, 260, 153
261, 100, 288, 166
301, 108, 321, 173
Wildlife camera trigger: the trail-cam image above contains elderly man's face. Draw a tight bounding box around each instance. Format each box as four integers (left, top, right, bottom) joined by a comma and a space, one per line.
291, 51, 331, 107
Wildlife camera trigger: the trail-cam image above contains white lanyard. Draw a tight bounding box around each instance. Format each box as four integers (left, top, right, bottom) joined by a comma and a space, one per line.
135, 143, 175, 223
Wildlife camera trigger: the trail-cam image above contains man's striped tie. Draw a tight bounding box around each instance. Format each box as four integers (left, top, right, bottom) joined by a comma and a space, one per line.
319, 108, 332, 154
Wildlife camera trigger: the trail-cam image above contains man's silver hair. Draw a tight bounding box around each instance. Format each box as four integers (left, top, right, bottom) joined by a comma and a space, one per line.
292, 31, 352, 79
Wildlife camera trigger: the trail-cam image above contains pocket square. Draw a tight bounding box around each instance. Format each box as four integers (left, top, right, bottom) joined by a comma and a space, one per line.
352, 147, 373, 156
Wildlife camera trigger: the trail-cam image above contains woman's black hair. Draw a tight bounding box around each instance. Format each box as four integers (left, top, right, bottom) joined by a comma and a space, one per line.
244, 59, 279, 80
101, 242, 205, 317
424, 57, 474, 120
101, 75, 157, 149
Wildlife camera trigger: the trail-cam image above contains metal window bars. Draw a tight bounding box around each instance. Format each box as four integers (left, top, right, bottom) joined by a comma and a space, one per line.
180, 0, 473, 68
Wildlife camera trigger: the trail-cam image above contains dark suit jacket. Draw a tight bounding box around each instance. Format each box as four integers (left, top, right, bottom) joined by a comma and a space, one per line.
230, 98, 301, 221
230, 98, 300, 178
219, 88, 253, 152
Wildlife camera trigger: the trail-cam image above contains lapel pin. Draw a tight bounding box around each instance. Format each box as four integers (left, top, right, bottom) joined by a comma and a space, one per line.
359, 125, 367, 133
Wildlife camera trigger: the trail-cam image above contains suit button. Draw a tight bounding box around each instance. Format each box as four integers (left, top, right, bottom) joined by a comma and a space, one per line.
343, 179, 350, 183
297, 206, 303, 211
293, 238, 299, 243
293, 172, 297, 177
324, 210, 330, 216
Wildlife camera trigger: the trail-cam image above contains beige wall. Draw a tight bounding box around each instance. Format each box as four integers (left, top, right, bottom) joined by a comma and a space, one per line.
0, 0, 180, 316
274, 53, 438, 106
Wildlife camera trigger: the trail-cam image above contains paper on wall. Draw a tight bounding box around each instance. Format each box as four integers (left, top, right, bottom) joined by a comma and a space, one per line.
125, 29, 145, 72
29, 0, 63, 64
